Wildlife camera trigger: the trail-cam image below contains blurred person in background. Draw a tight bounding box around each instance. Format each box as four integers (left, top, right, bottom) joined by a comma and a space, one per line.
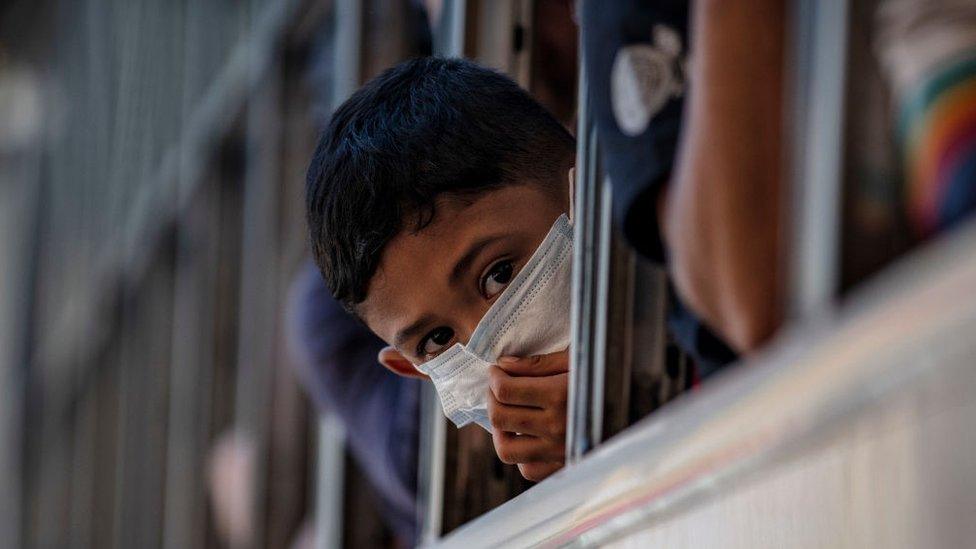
287, 260, 422, 546
581, 0, 785, 358
206, 243, 422, 548
875, 0, 976, 238
835, 0, 976, 292
584, 0, 976, 361
580, 0, 756, 379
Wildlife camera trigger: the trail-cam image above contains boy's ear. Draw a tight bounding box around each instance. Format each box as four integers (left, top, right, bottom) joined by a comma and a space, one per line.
378, 346, 429, 380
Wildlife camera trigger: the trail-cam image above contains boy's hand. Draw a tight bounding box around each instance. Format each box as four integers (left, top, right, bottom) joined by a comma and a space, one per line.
487, 350, 569, 482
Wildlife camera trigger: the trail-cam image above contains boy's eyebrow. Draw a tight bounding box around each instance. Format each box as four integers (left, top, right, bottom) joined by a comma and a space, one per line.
450, 234, 508, 285
394, 313, 437, 351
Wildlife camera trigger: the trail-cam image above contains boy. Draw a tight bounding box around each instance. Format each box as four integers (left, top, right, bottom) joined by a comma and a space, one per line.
306, 57, 575, 481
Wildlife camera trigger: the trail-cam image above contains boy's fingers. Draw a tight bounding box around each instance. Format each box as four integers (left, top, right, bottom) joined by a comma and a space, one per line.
491, 430, 565, 465
489, 366, 567, 407
488, 390, 565, 438
496, 349, 569, 377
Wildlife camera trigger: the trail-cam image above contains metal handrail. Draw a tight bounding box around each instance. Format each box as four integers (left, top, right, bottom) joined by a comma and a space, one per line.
787, 0, 850, 319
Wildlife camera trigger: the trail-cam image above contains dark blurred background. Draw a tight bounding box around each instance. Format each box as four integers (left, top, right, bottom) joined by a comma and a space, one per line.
0, 1, 405, 547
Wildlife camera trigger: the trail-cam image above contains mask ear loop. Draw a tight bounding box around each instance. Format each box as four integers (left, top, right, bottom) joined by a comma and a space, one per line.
567, 166, 576, 224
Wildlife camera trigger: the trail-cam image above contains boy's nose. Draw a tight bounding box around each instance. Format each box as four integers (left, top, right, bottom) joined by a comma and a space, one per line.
454, 307, 488, 347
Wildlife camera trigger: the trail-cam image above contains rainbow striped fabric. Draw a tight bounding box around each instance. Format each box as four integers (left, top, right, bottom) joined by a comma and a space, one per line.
900, 53, 976, 237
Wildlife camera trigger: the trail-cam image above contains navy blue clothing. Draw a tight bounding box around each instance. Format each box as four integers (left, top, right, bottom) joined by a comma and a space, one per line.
666, 282, 737, 378
286, 261, 420, 542
581, 0, 737, 375
582, 0, 687, 261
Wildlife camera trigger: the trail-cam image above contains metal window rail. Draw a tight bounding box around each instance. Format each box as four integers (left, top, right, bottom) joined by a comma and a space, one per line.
566, 22, 673, 466
787, 0, 850, 319
565, 81, 603, 462
0, 68, 44, 549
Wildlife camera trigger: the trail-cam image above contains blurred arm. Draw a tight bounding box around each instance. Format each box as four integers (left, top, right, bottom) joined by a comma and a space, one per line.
663, 0, 786, 352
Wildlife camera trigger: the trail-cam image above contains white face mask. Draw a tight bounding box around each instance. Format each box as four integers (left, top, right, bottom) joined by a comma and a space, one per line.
416, 214, 574, 431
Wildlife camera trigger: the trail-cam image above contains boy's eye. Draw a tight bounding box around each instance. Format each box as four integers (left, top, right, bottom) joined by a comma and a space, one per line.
481, 260, 515, 299
419, 326, 455, 358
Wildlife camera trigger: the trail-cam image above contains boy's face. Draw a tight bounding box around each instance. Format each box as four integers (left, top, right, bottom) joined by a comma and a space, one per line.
359, 182, 569, 371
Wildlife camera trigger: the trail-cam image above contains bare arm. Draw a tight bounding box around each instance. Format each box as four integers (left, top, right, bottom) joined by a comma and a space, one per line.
663, 0, 786, 352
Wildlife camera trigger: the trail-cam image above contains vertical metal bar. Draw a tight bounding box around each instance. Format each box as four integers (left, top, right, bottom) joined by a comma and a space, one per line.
587, 160, 612, 445
136, 264, 176, 549
233, 40, 283, 549
0, 181, 24, 549
446, 0, 468, 59
627, 261, 670, 423
0, 76, 43, 547
314, 415, 346, 549
312, 1, 362, 547
332, 0, 363, 103
163, 183, 218, 549
566, 53, 595, 461
600, 232, 641, 440
513, 0, 534, 87
567, 33, 618, 459
111, 301, 135, 549
472, 0, 532, 83
787, 0, 850, 319
417, 384, 447, 544
473, 0, 516, 71
568, 13, 668, 457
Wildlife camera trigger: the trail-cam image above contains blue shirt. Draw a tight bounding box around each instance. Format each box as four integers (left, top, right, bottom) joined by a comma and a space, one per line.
286, 261, 421, 541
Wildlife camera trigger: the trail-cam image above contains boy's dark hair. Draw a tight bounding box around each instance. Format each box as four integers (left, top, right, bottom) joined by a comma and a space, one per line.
306, 57, 575, 310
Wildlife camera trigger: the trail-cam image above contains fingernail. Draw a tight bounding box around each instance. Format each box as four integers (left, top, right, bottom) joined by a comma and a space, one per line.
498, 356, 519, 364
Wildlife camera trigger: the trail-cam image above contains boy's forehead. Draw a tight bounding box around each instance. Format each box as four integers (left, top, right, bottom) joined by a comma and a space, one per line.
358, 189, 518, 335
